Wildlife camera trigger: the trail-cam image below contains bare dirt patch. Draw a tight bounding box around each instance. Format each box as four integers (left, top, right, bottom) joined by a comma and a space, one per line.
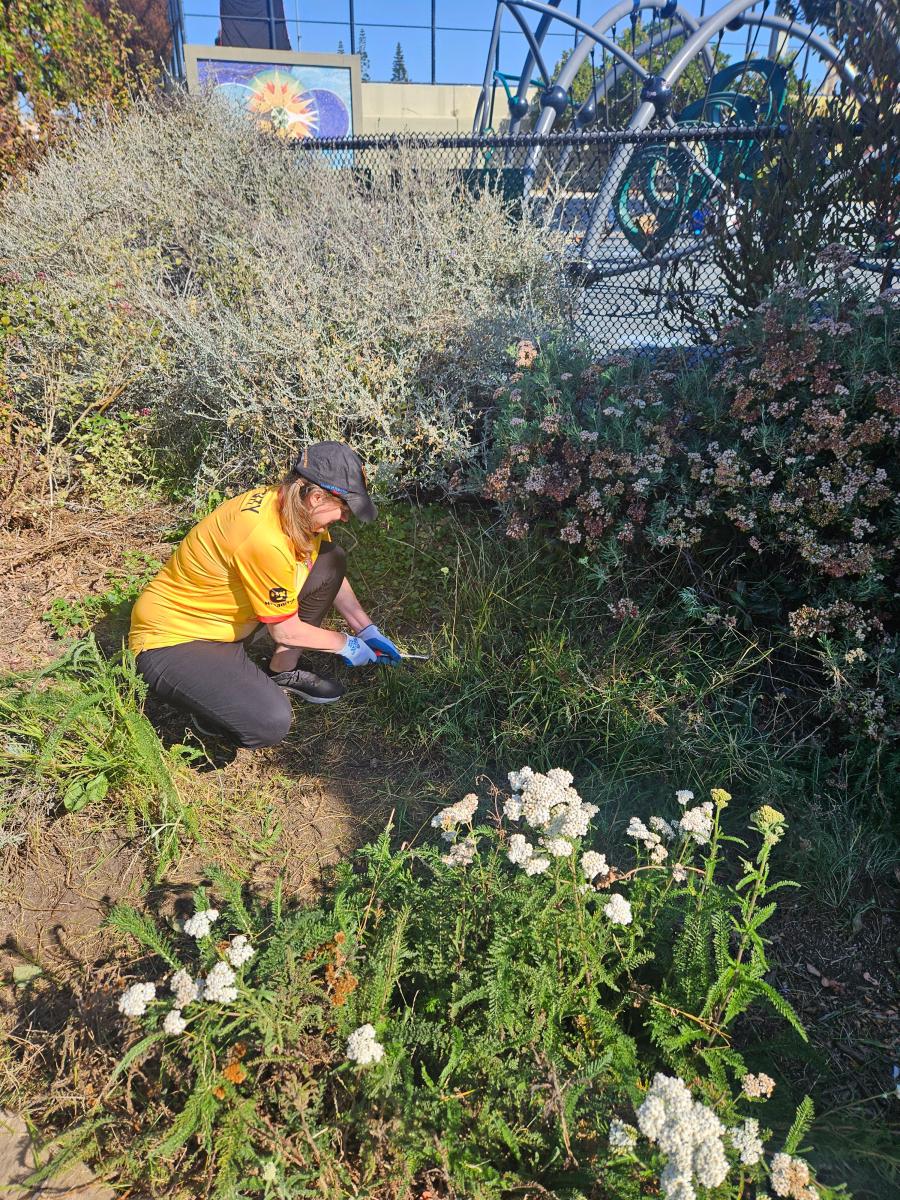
0, 504, 177, 674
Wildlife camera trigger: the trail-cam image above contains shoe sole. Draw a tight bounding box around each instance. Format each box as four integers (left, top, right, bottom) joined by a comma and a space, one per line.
278, 685, 344, 704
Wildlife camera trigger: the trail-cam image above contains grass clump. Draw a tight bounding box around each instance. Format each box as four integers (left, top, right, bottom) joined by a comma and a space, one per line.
0, 636, 198, 877
36, 775, 853, 1200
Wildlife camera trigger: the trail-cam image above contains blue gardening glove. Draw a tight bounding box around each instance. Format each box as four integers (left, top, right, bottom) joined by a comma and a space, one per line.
357, 623, 402, 665
338, 634, 378, 668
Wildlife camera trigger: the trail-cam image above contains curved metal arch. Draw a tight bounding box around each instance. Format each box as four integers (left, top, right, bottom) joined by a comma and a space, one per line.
573, 13, 715, 129
476, 0, 679, 135
581, 0, 851, 258
509, 0, 566, 123
528, 0, 710, 136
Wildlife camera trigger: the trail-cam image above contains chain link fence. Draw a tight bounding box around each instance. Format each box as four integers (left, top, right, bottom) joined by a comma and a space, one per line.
293, 127, 887, 353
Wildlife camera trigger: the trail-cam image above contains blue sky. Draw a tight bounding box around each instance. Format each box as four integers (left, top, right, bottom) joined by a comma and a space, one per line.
181, 2, 826, 87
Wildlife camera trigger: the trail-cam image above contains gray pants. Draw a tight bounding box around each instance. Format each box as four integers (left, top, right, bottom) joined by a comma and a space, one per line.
136, 542, 346, 748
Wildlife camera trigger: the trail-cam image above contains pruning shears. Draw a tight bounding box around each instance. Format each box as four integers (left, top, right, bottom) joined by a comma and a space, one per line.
374, 650, 430, 661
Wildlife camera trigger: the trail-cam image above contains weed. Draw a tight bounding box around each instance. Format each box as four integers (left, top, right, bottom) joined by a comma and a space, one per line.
42, 550, 161, 638
0, 636, 198, 878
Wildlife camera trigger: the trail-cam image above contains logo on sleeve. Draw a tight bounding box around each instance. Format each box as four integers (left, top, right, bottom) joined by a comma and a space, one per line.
268, 586, 289, 605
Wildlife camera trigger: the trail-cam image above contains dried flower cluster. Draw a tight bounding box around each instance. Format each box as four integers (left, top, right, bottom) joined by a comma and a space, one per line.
742, 1072, 777, 1099
770, 1152, 819, 1200
432, 792, 480, 865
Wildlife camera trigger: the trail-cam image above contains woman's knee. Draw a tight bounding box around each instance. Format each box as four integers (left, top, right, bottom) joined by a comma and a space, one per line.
318, 541, 346, 577
235, 692, 293, 748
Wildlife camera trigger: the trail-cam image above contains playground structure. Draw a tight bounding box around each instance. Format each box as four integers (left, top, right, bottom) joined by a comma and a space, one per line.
472, 1, 870, 282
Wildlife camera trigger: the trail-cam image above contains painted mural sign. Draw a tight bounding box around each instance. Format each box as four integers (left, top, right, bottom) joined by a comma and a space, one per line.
185, 47, 361, 141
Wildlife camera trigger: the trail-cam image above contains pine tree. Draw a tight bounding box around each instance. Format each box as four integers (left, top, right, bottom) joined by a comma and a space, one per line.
337, 39, 345, 55
357, 28, 371, 82
391, 41, 410, 83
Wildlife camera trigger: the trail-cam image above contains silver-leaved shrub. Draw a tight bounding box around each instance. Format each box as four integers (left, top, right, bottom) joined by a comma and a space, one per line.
38, 773, 847, 1198
0, 94, 566, 498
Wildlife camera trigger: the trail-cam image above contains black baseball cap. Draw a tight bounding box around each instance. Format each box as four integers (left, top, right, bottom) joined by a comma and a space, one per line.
292, 442, 377, 523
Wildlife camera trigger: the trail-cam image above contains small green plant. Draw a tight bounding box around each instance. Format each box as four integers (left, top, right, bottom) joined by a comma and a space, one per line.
44, 772, 852, 1199
0, 636, 198, 876
42, 550, 161, 638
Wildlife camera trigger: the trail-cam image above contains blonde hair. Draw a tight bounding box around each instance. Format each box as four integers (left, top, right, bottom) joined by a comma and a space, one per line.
277, 472, 349, 557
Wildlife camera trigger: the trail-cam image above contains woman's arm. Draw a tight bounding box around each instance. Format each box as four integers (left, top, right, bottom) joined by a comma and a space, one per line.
267, 579, 372, 653
333, 576, 373, 635
268, 614, 346, 652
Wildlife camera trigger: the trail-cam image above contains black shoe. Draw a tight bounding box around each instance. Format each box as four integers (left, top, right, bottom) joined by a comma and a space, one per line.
267, 667, 345, 704
191, 713, 224, 738
188, 715, 238, 768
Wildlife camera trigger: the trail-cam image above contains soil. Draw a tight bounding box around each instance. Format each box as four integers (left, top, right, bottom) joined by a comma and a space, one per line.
0, 505, 401, 964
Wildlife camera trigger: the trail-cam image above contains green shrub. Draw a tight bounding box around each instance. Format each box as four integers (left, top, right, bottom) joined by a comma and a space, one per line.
0, 94, 566, 500
484, 294, 899, 757
44, 772, 851, 1199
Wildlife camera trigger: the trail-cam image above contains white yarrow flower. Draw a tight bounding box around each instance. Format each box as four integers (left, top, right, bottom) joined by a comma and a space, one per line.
729, 1118, 764, 1165
507, 766, 535, 792
676, 789, 695, 806
346, 1023, 385, 1065
183, 907, 220, 939
163, 1007, 187, 1035
649, 815, 676, 841
226, 934, 255, 968
679, 802, 714, 846
201, 960, 238, 1003
627, 816, 653, 842
118, 982, 156, 1017
503, 794, 524, 821
637, 1073, 729, 1199
170, 968, 200, 1007
507, 833, 534, 865
609, 1117, 638, 1153
581, 850, 609, 881
523, 855, 551, 876
540, 835, 574, 858
603, 894, 633, 925
672, 863, 688, 883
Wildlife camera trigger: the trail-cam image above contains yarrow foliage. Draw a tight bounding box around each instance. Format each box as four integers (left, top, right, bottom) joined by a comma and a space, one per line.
89, 772, 840, 1199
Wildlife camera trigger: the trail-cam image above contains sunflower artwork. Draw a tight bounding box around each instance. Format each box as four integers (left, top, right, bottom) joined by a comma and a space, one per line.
195, 59, 354, 141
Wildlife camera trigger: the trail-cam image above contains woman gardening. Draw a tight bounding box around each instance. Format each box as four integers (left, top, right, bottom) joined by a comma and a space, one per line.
128, 442, 401, 748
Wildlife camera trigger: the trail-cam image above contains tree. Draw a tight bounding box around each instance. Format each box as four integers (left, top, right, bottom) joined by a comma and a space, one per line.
391, 41, 410, 83
357, 27, 370, 82
0, 0, 153, 177
94, 0, 172, 72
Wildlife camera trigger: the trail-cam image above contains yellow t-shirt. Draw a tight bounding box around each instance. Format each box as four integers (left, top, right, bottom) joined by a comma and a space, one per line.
129, 486, 327, 655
